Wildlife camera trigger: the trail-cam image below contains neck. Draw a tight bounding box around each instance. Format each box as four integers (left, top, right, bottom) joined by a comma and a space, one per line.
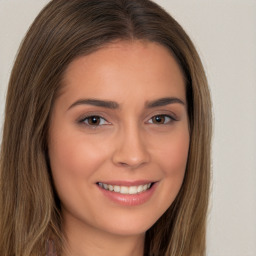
62, 216, 145, 256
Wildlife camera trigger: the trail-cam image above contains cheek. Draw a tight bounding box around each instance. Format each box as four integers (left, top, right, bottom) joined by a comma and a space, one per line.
163, 135, 189, 173
152, 129, 189, 207
48, 128, 111, 192
152, 126, 190, 175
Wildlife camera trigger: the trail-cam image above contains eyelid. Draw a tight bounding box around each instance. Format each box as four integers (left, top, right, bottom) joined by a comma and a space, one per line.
146, 114, 177, 125
78, 114, 111, 127
76, 111, 109, 122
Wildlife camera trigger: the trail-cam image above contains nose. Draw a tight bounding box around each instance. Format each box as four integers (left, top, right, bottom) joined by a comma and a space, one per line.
112, 124, 150, 169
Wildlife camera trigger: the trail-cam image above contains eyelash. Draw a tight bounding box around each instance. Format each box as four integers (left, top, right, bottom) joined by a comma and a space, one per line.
147, 115, 176, 125
78, 114, 177, 128
79, 115, 110, 127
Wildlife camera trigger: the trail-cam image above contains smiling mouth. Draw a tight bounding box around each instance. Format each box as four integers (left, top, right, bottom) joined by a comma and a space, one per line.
97, 182, 153, 195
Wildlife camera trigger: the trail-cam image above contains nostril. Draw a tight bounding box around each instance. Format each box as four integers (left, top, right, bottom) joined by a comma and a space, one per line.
119, 162, 129, 166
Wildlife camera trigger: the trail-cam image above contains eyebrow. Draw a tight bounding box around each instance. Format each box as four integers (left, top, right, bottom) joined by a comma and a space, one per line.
68, 98, 119, 110
67, 97, 185, 110
145, 97, 185, 108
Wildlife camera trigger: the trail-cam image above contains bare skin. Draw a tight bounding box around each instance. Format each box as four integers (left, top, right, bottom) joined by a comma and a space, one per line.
48, 40, 189, 256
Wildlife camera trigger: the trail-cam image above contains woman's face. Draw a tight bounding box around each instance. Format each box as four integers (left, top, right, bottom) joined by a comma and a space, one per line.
48, 41, 189, 238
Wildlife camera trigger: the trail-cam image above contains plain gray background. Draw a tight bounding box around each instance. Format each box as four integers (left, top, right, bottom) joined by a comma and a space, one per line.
0, 1, 256, 255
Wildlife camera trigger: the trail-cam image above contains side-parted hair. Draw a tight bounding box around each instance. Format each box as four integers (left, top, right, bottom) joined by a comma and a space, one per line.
0, 0, 212, 255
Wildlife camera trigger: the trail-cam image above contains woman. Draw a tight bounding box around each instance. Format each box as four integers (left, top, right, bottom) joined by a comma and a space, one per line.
0, 0, 212, 255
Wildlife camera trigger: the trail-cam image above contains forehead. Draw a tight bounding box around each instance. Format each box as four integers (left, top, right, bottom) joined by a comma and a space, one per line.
59, 40, 186, 104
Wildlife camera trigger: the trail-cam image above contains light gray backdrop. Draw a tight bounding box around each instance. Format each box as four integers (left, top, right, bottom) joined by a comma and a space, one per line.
0, 1, 255, 255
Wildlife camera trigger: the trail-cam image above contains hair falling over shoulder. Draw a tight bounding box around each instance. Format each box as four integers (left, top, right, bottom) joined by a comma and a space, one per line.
0, 0, 212, 255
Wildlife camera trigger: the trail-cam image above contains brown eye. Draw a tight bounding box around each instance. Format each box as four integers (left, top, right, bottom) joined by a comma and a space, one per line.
149, 115, 173, 125
81, 116, 109, 126
87, 116, 101, 125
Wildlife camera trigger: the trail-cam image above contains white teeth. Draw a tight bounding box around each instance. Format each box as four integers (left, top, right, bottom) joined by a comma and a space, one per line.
120, 186, 129, 194
113, 185, 120, 192
129, 186, 138, 195
137, 185, 143, 193
98, 182, 152, 194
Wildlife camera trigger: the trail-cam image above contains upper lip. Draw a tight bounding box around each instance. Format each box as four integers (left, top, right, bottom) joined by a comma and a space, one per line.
97, 180, 156, 186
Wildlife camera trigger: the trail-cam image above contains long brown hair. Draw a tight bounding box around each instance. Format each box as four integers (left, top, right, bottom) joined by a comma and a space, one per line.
0, 0, 212, 255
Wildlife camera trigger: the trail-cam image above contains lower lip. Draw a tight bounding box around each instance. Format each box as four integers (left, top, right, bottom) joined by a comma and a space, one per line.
98, 183, 157, 206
